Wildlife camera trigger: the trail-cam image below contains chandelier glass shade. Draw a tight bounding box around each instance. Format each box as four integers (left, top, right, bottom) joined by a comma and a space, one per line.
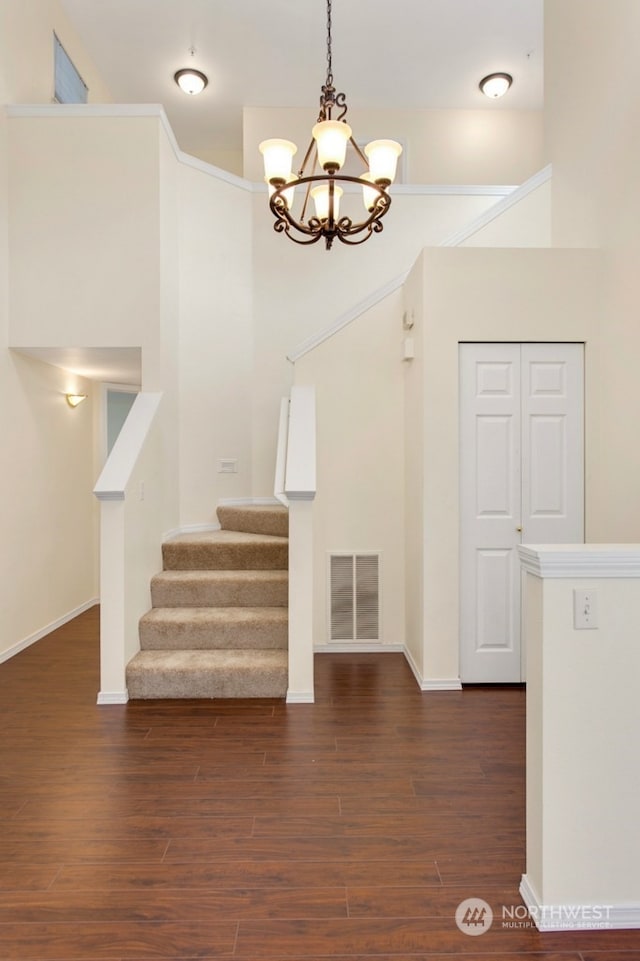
259, 0, 402, 250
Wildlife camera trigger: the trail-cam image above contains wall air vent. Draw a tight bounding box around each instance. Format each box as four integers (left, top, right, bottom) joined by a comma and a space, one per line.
329, 553, 380, 642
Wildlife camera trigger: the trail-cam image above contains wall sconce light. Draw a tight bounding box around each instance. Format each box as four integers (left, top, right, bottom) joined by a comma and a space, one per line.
66, 393, 88, 408
479, 72, 513, 98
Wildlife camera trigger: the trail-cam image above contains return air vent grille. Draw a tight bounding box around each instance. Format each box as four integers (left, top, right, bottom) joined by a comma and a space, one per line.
329, 553, 380, 641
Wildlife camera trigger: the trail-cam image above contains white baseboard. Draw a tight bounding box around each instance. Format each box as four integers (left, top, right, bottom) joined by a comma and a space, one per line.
520, 874, 640, 930
97, 690, 130, 705
315, 643, 404, 653
218, 497, 281, 507
286, 691, 315, 703
0, 598, 99, 665
402, 646, 462, 691
422, 678, 463, 691
164, 523, 221, 539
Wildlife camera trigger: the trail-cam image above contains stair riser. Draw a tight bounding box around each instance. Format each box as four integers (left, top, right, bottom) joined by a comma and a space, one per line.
162, 542, 288, 571
127, 652, 287, 700
217, 506, 288, 538
139, 624, 287, 651
151, 579, 288, 609
127, 671, 287, 700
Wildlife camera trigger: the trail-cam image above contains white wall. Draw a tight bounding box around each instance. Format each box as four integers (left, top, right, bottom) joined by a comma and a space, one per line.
460, 177, 552, 248
244, 106, 544, 185
0, 0, 112, 106
293, 290, 406, 650
0, 352, 97, 662
545, 0, 640, 542
402, 258, 427, 682
403, 247, 603, 684
8, 116, 161, 358
178, 164, 254, 527
251, 189, 512, 497
0, 0, 111, 661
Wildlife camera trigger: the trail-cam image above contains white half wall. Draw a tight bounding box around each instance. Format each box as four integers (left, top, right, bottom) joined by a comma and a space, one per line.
521, 545, 640, 924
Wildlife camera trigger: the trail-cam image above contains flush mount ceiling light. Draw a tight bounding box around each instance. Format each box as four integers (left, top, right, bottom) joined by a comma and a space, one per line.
479, 72, 513, 98
174, 67, 208, 95
259, 0, 402, 250
66, 393, 88, 407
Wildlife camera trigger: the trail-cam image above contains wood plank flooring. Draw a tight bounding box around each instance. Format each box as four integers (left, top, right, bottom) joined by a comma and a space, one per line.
0, 605, 638, 960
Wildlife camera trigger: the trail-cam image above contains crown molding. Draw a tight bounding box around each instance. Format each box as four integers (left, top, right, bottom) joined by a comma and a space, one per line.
519, 544, 640, 579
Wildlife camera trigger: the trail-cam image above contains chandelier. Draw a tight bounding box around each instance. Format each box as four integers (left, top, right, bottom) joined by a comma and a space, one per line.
258, 0, 402, 250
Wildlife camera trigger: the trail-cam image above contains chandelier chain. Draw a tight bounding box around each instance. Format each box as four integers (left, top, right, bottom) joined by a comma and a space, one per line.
326, 0, 333, 87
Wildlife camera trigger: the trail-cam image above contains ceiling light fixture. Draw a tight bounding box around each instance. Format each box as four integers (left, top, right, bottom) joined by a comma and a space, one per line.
174, 67, 208, 95
174, 48, 208, 96
479, 72, 513, 99
259, 0, 402, 250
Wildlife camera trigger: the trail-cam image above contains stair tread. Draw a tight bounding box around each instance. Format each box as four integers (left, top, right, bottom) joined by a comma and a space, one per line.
130, 649, 287, 667
153, 570, 288, 582
167, 529, 288, 546
162, 529, 288, 572
141, 606, 287, 624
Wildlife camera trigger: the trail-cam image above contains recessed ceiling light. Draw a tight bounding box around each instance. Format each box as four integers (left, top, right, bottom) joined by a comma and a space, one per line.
174, 68, 208, 96
479, 72, 513, 99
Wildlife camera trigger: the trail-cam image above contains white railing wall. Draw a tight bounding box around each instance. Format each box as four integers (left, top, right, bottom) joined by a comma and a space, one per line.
283, 385, 317, 703
93, 392, 164, 704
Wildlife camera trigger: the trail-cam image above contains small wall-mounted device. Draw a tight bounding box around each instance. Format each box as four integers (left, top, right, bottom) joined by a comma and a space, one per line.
402, 337, 415, 361
573, 589, 598, 629
402, 309, 415, 330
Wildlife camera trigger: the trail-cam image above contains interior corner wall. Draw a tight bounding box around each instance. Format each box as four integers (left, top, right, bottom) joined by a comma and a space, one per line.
178, 165, 253, 525
545, 0, 640, 541
293, 289, 406, 650
413, 247, 603, 683
402, 254, 426, 681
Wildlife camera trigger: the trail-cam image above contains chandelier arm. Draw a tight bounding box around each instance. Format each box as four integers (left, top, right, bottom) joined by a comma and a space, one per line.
349, 135, 369, 169
336, 224, 384, 246
297, 138, 317, 179
269, 193, 325, 240
275, 221, 325, 246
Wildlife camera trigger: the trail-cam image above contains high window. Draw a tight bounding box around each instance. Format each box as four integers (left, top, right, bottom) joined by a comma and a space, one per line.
54, 34, 88, 104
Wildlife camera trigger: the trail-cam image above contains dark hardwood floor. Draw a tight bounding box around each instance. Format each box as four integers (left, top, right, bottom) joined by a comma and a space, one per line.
0, 605, 638, 960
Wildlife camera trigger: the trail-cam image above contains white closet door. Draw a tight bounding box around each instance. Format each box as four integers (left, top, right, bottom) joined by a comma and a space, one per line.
459, 343, 584, 683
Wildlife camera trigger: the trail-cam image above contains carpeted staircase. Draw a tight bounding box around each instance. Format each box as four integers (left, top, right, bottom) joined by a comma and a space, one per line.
126, 504, 289, 699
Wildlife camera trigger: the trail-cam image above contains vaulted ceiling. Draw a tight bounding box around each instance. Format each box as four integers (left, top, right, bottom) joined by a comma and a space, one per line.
60, 0, 543, 160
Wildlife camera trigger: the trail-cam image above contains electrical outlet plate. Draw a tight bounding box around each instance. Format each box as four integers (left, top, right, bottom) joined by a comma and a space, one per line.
573, 589, 598, 630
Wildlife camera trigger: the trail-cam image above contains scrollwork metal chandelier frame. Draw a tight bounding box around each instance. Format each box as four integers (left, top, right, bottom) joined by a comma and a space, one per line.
260, 0, 401, 250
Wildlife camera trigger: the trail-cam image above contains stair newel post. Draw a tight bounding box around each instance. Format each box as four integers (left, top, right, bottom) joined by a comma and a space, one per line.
284, 386, 317, 703
286, 497, 315, 701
